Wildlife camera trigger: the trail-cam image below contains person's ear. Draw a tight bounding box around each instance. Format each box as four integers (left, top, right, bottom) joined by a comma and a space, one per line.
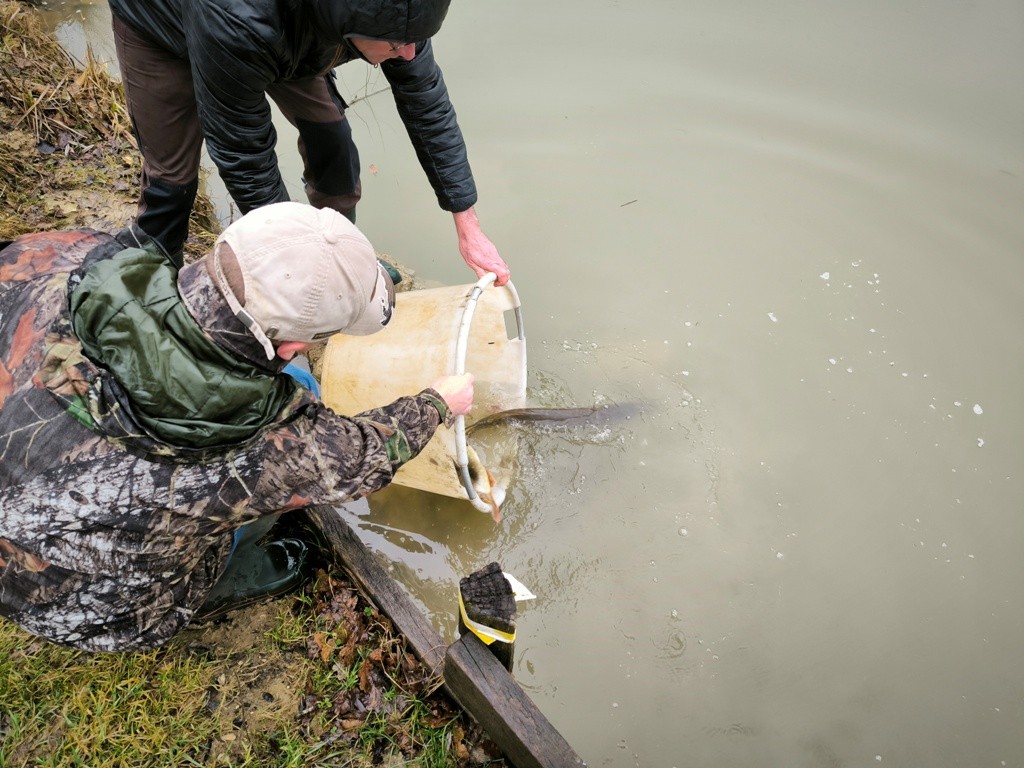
275, 340, 310, 361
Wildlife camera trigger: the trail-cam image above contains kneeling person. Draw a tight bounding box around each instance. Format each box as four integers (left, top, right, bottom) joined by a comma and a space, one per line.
0, 202, 473, 652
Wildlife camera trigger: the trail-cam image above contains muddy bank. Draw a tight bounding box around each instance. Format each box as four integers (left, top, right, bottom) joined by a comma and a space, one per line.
0, 1, 216, 249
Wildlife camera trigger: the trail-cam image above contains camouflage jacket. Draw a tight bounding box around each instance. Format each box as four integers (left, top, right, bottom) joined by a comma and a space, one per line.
0, 230, 448, 651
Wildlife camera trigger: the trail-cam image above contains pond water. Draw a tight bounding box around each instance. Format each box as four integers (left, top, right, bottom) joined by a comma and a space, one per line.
38, 1, 1024, 765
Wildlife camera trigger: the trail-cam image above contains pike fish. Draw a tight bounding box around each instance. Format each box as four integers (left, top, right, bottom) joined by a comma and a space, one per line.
463, 403, 640, 523
465, 405, 619, 436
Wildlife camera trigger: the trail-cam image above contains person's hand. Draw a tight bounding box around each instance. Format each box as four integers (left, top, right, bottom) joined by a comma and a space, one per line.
453, 207, 511, 286
430, 373, 474, 416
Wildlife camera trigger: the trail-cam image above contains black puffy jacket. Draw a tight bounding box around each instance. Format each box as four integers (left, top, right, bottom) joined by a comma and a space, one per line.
108, 0, 477, 213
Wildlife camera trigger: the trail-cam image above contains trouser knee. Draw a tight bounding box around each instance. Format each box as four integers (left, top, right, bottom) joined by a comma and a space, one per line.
297, 117, 361, 222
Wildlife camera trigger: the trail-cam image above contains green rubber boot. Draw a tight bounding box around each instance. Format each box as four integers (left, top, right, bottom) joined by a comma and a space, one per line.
194, 536, 309, 622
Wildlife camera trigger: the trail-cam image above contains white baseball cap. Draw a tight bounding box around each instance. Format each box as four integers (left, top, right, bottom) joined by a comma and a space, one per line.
211, 202, 395, 360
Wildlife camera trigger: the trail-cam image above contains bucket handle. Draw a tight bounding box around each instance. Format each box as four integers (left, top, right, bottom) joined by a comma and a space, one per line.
453, 272, 525, 513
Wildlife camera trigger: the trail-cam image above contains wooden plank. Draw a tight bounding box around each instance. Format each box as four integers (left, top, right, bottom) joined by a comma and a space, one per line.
303, 504, 446, 674
445, 633, 587, 768
302, 504, 586, 768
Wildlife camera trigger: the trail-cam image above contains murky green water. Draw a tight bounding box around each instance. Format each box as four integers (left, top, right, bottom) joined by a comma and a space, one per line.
39, 1, 1024, 764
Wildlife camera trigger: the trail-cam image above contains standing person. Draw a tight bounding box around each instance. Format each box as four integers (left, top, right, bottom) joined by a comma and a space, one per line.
0, 202, 474, 652
107, 0, 510, 286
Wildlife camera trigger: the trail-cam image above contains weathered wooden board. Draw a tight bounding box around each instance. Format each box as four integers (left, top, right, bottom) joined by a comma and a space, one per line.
303, 504, 586, 768
445, 632, 586, 768
303, 504, 446, 675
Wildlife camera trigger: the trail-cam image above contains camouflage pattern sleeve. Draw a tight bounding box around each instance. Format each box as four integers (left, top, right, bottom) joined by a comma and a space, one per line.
251, 392, 447, 512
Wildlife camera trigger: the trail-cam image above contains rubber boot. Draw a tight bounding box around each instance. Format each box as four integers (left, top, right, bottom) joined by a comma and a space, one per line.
194, 517, 309, 621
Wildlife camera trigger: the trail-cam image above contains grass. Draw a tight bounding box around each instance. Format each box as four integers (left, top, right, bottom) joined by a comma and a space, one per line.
0, 622, 220, 767
0, 567, 499, 767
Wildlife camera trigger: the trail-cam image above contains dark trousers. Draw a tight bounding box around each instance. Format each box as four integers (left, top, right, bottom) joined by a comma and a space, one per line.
111, 15, 361, 262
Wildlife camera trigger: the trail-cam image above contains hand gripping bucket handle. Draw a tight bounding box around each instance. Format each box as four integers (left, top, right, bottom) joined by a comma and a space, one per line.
455, 273, 525, 512
317, 270, 526, 507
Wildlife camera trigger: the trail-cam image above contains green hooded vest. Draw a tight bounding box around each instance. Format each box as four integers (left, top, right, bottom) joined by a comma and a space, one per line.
70, 246, 297, 449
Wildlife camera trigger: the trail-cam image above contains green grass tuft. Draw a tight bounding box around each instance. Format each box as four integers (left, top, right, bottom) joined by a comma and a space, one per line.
0, 620, 222, 768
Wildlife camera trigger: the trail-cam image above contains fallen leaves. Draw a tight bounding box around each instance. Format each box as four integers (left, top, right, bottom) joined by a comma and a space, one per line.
294, 569, 490, 760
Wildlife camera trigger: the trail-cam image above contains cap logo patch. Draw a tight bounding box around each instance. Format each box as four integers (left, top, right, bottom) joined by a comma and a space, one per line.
312, 328, 343, 340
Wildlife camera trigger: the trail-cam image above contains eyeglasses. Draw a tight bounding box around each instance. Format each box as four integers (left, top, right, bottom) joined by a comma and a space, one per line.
388, 41, 412, 52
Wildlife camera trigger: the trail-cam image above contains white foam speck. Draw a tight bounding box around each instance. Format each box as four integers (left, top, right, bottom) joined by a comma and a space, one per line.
768, 312, 778, 323
973, 404, 983, 415
977, 438, 985, 447
820, 272, 830, 280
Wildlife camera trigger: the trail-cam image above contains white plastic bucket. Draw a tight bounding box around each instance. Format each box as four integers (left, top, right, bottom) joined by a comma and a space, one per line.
319, 273, 526, 512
